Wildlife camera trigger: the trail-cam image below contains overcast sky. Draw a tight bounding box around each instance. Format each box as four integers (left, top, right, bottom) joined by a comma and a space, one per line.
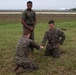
0, 0, 76, 10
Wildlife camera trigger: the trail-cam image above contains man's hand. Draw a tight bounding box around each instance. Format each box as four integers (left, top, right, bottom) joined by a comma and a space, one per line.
53, 43, 60, 49
40, 45, 44, 50
29, 27, 34, 31
57, 43, 60, 47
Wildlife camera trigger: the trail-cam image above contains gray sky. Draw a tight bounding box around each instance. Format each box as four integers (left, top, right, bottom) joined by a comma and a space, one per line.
0, 0, 76, 10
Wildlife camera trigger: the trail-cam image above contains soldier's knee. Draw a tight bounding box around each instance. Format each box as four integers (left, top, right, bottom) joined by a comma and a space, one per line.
44, 51, 51, 56
30, 63, 39, 70
52, 53, 60, 58
52, 49, 61, 58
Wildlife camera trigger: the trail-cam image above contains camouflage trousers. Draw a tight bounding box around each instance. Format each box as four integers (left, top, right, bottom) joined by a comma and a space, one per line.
29, 30, 34, 52
15, 56, 39, 72
44, 44, 61, 58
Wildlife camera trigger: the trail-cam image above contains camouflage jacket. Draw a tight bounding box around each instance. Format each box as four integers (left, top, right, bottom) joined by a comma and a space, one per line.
15, 36, 40, 58
42, 28, 65, 46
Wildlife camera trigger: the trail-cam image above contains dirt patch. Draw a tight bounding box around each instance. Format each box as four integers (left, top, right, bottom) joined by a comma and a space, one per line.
0, 14, 76, 24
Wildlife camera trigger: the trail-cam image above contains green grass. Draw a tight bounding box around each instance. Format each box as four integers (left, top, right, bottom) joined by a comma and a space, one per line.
0, 19, 76, 75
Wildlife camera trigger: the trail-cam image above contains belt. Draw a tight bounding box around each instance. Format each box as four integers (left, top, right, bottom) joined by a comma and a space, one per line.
48, 42, 58, 46
27, 24, 33, 25
27, 24, 34, 27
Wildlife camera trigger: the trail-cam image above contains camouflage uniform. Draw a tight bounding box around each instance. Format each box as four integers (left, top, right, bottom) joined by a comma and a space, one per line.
15, 36, 40, 71
42, 28, 65, 58
22, 9, 36, 52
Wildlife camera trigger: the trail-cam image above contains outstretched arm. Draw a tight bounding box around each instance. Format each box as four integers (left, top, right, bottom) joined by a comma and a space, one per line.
30, 40, 40, 50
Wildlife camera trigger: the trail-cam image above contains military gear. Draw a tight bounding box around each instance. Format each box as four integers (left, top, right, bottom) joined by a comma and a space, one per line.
42, 28, 65, 58
15, 36, 40, 72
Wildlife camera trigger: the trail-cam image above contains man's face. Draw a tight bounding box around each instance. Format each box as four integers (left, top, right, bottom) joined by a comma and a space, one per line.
27, 3, 32, 10
49, 23, 55, 29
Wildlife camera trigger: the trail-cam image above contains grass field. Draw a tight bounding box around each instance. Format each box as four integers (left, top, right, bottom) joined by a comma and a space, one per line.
0, 14, 76, 75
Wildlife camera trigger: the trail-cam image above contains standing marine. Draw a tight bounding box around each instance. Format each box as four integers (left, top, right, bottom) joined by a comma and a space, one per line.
21, 1, 36, 53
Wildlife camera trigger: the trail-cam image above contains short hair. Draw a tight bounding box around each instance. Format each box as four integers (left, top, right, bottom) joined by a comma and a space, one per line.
48, 20, 54, 24
27, 1, 32, 4
23, 30, 31, 35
